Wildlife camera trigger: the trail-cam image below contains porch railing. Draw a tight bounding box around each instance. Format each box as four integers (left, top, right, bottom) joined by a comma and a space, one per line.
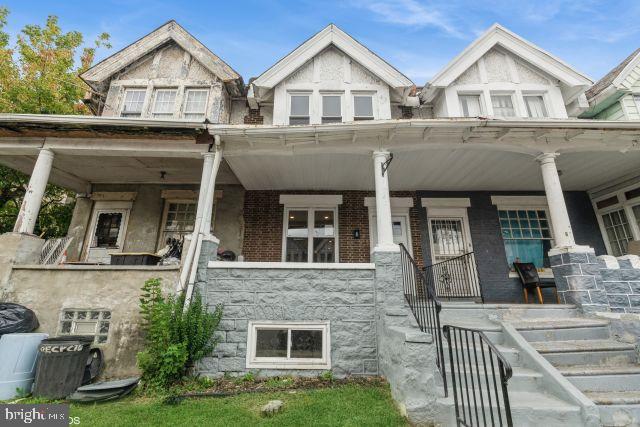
39, 236, 73, 265
399, 244, 447, 396
424, 252, 483, 301
443, 325, 513, 427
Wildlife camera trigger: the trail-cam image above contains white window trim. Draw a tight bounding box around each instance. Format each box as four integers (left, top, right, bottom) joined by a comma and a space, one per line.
84, 201, 132, 257
288, 91, 312, 125
422, 197, 471, 209
120, 88, 147, 117
458, 92, 485, 117
490, 91, 518, 117
591, 183, 640, 256
182, 88, 210, 119
280, 194, 343, 207
491, 196, 555, 277
320, 91, 344, 123
246, 321, 331, 370
352, 91, 376, 120
281, 206, 339, 263
522, 91, 550, 118
151, 88, 178, 118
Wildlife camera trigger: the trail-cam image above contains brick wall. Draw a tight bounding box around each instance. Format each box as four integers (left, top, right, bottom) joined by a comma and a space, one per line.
242, 190, 423, 265
243, 108, 264, 124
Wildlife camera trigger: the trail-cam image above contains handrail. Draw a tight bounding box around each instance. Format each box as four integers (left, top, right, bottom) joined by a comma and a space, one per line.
424, 251, 483, 301
399, 243, 447, 396
443, 325, 513, 427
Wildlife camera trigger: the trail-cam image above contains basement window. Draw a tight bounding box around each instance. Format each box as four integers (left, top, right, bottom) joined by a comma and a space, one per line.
289, 94, 310, 125
246, 321, 330, 369
59, 309, 111, 344
183, 89, 209, 120
121, 89, 146, 117
152, 89, 178, 118
321, 95, 342, 123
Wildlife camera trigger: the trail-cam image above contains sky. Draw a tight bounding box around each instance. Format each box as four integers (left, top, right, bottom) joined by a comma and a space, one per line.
3, 0, 639, 85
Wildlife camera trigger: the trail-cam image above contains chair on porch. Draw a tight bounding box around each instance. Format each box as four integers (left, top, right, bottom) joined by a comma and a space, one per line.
513, 262, 560, 304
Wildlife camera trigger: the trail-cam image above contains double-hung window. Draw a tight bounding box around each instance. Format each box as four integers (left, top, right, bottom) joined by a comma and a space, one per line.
491, 94, 516, 117
459, 94, 482, 117
160, 201, 197, 245
322, 95, 342, 123
246, 321, 330, 369
121, 89, 146, 117
152, 89, 177, 118
524, 95, 548, 118
353, 94, 374, 120
289, 94, 310, 125
284, 208, 336, 262
183, 89, 209, 120
593, 188, 640, 257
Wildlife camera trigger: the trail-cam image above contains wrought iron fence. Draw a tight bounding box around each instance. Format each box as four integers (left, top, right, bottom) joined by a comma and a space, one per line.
443, 325, 513, 427
424, 252, 483, 301
399, 244, 447, 396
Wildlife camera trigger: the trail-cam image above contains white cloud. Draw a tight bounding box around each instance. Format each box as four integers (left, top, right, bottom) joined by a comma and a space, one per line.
352, 0, 466, 38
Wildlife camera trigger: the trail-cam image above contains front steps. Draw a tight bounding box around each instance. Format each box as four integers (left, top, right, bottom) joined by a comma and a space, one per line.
508, 310, 640, 426
434, 304, 585, 426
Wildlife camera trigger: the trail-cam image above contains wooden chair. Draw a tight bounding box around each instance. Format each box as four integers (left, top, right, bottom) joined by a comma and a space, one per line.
513, 262, 560, 304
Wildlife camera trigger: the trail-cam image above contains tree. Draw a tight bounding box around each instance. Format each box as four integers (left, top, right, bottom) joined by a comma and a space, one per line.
0, 8, 110, 237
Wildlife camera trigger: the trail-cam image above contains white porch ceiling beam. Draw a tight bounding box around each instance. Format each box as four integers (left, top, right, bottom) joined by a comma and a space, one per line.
0, 155, 90, 193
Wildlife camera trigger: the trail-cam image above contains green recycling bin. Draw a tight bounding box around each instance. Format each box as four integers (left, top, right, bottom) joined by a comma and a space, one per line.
32, 336, 93, 399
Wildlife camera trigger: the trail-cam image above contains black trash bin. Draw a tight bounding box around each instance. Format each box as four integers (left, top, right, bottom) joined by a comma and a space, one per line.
32, 336, 93, 399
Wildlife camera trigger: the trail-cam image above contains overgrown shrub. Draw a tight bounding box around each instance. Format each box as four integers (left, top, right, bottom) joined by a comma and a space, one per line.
137, 278, 222, 389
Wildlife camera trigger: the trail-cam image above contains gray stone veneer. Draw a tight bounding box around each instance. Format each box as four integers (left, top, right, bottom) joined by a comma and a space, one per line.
196, 264, 377, 377
549, 249, 610, 313
599, 255, 640, 313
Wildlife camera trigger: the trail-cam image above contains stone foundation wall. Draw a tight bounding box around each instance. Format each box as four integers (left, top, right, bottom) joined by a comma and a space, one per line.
197, 264, 378, 377
599, 255, 640, 313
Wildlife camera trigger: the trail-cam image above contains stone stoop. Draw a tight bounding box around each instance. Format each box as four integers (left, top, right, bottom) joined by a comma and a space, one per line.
432, 308, 585, 427
511, 312, 640, 426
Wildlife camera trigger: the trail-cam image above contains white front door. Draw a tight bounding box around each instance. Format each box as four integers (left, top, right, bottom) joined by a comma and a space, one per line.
85, 201, 132, 263
371, 215, 412, 253
427, 208, 480, 298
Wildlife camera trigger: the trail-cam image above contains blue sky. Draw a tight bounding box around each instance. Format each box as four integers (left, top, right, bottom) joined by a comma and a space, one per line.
3, 0, 639, 84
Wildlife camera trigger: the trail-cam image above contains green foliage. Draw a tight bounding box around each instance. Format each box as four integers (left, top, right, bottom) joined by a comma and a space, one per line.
137, 278, 222, 389
319, 371, 334, 382
0, 8, 111, 237
235, 371, 256, 384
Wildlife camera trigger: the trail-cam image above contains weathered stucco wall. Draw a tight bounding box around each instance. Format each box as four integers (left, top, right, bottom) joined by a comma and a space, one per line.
1, 265, 178, 378
65, 196, 93, 262
196, 265, 378, 377
75, 184, 244, 260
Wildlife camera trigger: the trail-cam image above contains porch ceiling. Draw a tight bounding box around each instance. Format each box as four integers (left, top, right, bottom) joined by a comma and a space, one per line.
226, 148, 640, 192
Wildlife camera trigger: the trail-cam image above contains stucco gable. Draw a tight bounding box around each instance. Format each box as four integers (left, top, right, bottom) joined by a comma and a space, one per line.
422, 24, 592, 103
81, 20, 241, 94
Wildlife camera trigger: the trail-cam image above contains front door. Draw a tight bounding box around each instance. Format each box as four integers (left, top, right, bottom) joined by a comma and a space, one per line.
427, 208, 480, 298
85, 202, 131, 263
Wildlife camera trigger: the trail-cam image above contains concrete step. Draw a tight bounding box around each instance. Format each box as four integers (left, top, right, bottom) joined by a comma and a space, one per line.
444, 342, 520, 366
511, 318, 611, 341
531, 339, 637, 366
584, 392, 640, 427
559, 364, 640, 393
586, 390, 640, 405
436, 390, 583, 426
438, 366, 543, 393
441, 303, 579, 322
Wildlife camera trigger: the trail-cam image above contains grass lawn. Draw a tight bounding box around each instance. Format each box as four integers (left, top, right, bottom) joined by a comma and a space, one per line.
70, 384, 408, 427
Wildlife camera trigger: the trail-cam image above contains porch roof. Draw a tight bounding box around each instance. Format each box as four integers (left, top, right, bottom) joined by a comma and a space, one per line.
1, 114, 639, 193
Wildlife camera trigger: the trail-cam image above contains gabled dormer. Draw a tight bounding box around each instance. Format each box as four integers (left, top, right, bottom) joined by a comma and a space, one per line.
80, 20, 243, 123
421, 24, 593, 119
247, 24, 416, 125
581, 48, 640, 120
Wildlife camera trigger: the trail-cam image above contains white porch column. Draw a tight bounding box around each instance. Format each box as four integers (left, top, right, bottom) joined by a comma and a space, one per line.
537, 153, 576, 249
201, 139, 223, 236
372, 151, 398, 252
13, 148, 54, 234
194, 152, 215, 233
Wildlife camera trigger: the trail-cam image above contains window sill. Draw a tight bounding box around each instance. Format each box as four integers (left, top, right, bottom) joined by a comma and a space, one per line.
246, 359, 331, 370
208, 261, 374, 269
509, 270, 554, 279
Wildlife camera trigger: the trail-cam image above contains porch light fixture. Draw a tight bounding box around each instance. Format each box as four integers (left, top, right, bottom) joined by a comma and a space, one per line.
353, 229, 360, 239
160, 171, 167, 180
381, 153, 393, 177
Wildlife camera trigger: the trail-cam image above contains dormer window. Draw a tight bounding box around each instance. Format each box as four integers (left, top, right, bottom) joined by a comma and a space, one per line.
322, 95, 342, 124
152, 89, 177, 118
459, 94, 482, 117
524, 95, 548, 118
121, 89, 146, 118
289, 94, 310, 125
183, 89, 209, 120
491, 94, 516, 117
354, 95, 374, 121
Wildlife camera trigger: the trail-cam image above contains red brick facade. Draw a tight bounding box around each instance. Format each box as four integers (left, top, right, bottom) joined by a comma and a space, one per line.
243, 108, 264, 124
242, 190, 424, 266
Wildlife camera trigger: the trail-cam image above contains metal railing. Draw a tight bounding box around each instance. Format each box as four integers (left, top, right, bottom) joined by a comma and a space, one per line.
443, 325, 513, 427
39, 236, 73, 265
399, 244, 447, 396
424, 252, 483, 301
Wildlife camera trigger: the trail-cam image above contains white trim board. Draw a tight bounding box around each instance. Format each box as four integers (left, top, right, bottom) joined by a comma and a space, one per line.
421, 197, 471, 208
279, 194, 343, 207
491, 195, 548, 208
208, 261, 374, 269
